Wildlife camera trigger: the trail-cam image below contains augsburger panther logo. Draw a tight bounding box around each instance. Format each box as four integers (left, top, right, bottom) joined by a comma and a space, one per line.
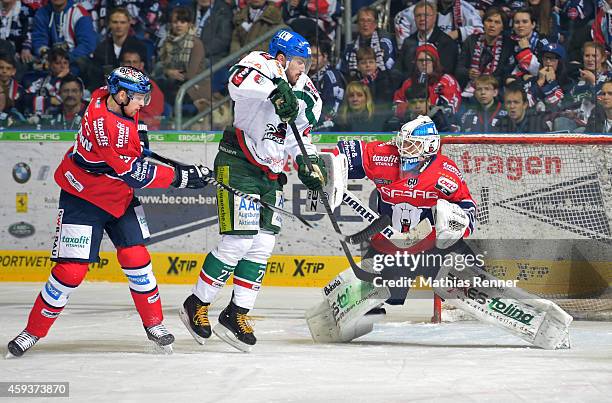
12, 162, 31, 184
8, 222, 35, 238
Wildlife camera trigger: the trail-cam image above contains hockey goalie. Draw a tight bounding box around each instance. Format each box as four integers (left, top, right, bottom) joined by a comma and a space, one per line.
305, 115, 573, 350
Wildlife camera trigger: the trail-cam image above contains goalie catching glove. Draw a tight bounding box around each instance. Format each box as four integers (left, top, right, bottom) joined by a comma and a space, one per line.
296, 154, 327, 190
171, 164, 209, 189
433, 199, 469, 249
269, 77, 299, 123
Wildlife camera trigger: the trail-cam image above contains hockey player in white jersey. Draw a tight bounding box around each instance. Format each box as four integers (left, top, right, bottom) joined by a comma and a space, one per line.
179, 29, 324, 352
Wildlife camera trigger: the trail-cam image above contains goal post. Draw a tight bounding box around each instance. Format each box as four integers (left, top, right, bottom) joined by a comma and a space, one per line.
432, 134, 612, 322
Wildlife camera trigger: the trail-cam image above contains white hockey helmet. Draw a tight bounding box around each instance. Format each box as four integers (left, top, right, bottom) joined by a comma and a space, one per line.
395, 115, 440, 172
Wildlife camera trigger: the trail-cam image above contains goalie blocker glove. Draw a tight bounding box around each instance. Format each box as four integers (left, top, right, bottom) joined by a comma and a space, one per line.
296, 154, 327, 190
269, 77, 299, 123
171, 164, 208, 189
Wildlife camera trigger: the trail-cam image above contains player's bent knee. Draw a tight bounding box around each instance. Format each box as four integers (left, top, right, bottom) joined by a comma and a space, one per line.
117, 246, 157, 293
42, 262, 89, 308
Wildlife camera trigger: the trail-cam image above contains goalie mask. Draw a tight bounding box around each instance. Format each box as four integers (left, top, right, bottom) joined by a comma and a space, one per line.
395, 115, 440, 174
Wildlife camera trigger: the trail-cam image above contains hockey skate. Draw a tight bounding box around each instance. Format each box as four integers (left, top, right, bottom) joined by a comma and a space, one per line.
6, 330, 39, 358
144, 323, 174, 354
213, 301, 256, 352
179, 294, 211, 345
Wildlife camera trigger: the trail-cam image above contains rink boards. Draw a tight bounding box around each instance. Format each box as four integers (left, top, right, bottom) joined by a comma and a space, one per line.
0, 131, 610, 294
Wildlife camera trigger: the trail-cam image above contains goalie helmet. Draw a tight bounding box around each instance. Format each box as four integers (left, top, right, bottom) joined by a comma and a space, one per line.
268, 29, 312, 72
395, 115, 440, 173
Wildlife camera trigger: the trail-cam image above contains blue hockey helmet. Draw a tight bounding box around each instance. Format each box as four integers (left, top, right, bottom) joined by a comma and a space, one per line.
107, 66, 151, 105
268, 29, 312, 71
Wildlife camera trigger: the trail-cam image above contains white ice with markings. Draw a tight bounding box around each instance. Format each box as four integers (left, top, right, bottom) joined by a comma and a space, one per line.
1, 282, 611, 402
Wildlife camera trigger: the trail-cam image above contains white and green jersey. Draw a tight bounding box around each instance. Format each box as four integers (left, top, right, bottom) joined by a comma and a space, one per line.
228, 51, 322, 174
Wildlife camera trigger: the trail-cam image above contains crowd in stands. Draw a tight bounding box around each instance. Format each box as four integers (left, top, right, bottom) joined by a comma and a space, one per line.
0, 0, 610, 133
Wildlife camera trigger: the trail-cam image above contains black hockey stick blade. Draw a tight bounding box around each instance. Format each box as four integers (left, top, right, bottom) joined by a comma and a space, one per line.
344, 215, 391, 244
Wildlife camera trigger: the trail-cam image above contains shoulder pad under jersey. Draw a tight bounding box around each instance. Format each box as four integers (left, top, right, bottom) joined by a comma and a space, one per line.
237, 51, 287, 82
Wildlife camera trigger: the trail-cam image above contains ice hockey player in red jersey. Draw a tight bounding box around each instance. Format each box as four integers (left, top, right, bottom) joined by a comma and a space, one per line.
306, 115, 477, 342
6, 66, 208, 357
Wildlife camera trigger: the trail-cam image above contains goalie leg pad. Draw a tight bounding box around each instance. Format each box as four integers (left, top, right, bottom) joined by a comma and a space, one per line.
434, 254, 572, 350
305, 268, 390, 343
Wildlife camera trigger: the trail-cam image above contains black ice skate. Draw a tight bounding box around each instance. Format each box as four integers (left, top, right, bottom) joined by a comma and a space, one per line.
179, 294, 211, 345
6, 330, 39, 358
144, 323, 174, 354
213, 301, 256, 352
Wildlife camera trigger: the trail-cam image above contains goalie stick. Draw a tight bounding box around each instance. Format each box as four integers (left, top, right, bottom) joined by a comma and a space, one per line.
143, 149, 389, 245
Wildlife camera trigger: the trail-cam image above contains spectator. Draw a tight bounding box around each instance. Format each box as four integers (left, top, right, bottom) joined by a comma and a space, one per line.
355, 46, 402, 105
0, 0, 34, 64
460, 74, 505, 132
338, 6, 395, 80
335, 81, 388, 132
496, 81, 548, 132
395, 0, 483, 47
585, 80, 612, 133
556, 41, 612, 130
154, 6, 209, 113
230, 0, 283, 54
393, 43, 461, 120
523, 42, 571, 112
41, 74, 86, 129
120, 48, 164, 130
0, 54, 25, 126
396, 0, 458, 76
31, 0, 97, 75
591, 0, 612, 58
385, 81, 454, 132
96, 0, 162, 40
507, 8, 548, 81
91, 8, 148, 88
193, 0, 233, 65
308, 38, 345, 131
560, 0, 595, 47
282, 0, 339, 41
456, 6, 516, 99
22, 47, 70, 117
527, 0, 560, 42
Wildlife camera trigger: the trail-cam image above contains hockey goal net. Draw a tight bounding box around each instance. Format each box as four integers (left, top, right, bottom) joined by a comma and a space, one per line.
434, 134, 612, 321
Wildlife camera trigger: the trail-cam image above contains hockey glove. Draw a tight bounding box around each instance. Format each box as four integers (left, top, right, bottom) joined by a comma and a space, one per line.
138, 122, 149, 151
269, 77, 298, 123
171, 163, 208, 189
296, 154, 327, 191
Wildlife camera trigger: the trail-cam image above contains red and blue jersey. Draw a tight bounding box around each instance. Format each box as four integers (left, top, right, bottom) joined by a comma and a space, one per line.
54, 87, 175, 218
338, 140, 476, 253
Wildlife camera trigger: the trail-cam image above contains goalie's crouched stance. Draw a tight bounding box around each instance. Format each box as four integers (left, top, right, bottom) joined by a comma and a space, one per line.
307, 200, 573, 350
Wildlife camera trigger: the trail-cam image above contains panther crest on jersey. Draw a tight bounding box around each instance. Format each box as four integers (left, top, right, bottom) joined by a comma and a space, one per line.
263, 123, 287, 144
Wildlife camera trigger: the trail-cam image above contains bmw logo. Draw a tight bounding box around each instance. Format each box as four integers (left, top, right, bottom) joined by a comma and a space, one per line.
12, 162, 31, 184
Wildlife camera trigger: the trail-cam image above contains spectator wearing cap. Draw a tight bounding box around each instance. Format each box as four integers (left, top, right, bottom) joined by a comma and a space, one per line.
394, 0, 483, 47
456, 6, 516, 100
460, 74, 505, 132
396, 0, 458, 76
520, 42, 572, 113
585, 80, 612, 133
393, 43, 461, 121
496, 80, 549, 132
338, 6, 396, 80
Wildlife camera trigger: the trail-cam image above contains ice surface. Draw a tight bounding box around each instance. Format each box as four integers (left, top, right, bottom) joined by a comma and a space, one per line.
1, 282, 611, 402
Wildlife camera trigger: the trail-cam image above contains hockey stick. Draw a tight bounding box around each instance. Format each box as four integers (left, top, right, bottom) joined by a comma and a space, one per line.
143, 149, 389, 244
